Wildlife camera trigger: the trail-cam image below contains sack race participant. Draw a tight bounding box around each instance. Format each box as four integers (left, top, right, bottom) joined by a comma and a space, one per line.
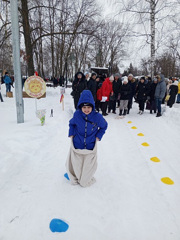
66, 90, 108, 187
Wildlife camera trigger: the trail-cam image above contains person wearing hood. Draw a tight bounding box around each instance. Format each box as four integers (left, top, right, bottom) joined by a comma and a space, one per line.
111, 73, 122, 113
84, 72, 89, 82
127, 73, 137, 114
154, 74, 166, 117
66, 90, 108, 187
149, 77, 158, 114
136, 76, 149, 114
3, 72, 12, 93
167, 80, 178, 108
87, 72, 97, 101
72, 71, 87, 109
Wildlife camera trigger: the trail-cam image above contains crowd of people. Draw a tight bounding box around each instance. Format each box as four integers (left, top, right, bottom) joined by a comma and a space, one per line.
71, 72, 180, 117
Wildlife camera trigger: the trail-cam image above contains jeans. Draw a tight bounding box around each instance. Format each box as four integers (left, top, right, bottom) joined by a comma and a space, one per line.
156, 98, 162, 113
6, 83, 11, 92
176, 94, 180, 103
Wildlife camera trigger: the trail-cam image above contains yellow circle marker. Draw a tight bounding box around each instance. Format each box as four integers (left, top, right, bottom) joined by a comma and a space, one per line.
137, 133, 144, 136
128, 121, 132, 124
141, 142, 149, 147
150, 157, 160, 162
131, 126, 137, 129
161, 177, 174, 185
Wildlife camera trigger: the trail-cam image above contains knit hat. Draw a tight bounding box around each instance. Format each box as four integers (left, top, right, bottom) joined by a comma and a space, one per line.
140, 76, 145, 81
128, 73, 133, 77
123, 76, 128, 83
91, 73, 97, 77
153, 77, 158, 82
114, 73, 120, 78
173, 80, 178, 86
80, 102, 93, 108
109, 75, 114, 81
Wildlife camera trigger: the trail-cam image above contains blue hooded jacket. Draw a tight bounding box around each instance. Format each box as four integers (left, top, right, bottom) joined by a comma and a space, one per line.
69, 90, 108, 150
3, 75, 12, 84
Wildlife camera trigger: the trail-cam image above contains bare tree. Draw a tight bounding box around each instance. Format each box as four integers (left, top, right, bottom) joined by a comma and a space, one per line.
109, 0, 180, 78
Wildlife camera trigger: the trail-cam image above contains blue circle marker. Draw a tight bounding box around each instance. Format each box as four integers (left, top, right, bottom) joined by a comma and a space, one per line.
49, 218, 69, 233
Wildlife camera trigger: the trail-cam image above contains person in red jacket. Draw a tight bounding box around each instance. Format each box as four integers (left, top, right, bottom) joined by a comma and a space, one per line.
100, 75, 114, 116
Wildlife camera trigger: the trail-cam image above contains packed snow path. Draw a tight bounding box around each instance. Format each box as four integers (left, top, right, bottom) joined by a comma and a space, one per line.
0, 86, 180, 240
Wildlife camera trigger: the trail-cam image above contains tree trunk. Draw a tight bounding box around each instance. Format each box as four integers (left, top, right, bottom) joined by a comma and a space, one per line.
150, 0, 156, 79
21, 0, 34, 76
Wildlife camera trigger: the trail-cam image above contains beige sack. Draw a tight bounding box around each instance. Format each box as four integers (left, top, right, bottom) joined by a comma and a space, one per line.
66, 140, 97, 187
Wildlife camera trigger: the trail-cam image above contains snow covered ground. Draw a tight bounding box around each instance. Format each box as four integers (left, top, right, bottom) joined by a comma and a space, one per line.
0, 84, 180, 240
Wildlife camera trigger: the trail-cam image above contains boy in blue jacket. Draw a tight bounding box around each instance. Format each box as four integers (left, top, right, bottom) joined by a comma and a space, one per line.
69, 90, 108, 150
66, 90, 108, 187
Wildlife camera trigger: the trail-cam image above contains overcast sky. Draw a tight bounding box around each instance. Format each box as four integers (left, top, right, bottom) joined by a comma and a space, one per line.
95, 0, 146, 71
95, 0, 180, 72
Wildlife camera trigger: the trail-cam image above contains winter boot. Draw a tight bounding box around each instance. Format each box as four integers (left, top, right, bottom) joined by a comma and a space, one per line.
127, 109, 130, 114
123, 110, 127, 116
119, 110, 123, 116
150, 110, 152, 114
156, 112, 162, 117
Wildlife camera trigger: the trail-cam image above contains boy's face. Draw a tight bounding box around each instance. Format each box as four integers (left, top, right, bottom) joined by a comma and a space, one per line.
82, 106, 92, 115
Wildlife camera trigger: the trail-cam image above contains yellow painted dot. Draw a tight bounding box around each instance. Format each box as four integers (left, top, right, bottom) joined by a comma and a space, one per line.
141, 142, 149, 147
137, 133, 144, 136
131, 126, 137, 129
128, 121, 132, 124
161, 177, 174, 185
150, 157, 160, 162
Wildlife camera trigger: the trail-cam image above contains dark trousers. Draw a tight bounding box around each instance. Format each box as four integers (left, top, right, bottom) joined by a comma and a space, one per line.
150, 100, 156, 112
108, 100, 114, 112
0, 92, 3, 102
139, 100, 145, 111
95, 100, 101, 112
101, 101, 108, 114
128, 97, 133, 110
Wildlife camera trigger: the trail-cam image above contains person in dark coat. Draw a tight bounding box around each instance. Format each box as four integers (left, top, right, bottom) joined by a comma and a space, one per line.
111, 73, 122, 113
72, 71, 87, 109
69, 90, 108, 150
136, 77, 149, 114
149, 78, 158, 114
127, 74, 137, 114
119, 77, 131, 116
167, 81, 178, 108
154, 74, 166, 117
95, 76, 103, 112
87, 73, 97, 101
